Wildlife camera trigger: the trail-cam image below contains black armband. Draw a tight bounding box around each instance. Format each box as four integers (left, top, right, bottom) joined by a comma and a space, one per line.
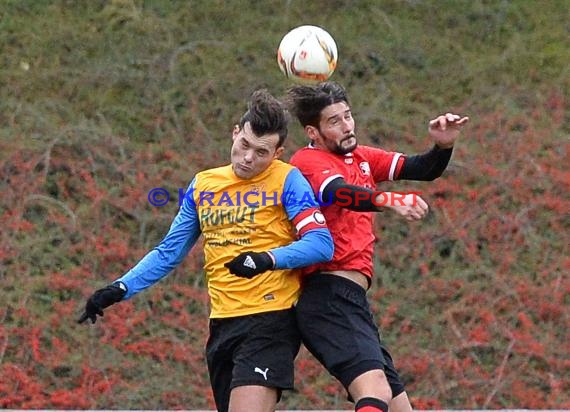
398, 145, 453, 181
322, 177, 382, 212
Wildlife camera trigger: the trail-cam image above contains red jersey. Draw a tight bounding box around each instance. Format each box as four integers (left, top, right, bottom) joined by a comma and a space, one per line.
290, 145, 404, 279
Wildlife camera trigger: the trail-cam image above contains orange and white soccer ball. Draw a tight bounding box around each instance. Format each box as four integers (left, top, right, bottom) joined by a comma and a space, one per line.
277, 25, 338, 83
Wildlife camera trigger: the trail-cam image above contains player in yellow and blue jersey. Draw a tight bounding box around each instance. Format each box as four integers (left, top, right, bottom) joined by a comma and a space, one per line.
78, 89, 334, 412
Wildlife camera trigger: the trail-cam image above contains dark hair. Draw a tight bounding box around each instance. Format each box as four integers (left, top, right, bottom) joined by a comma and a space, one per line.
239, 89, 289, 148
285, 81, 350, 128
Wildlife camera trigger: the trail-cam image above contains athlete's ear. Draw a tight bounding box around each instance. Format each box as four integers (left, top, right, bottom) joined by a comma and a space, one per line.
305, 125, 319, 143
232, 124, 240, 141
274, 146, 285, 159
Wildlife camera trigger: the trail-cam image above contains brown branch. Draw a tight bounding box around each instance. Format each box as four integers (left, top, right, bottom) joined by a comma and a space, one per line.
483, 338, 515, 407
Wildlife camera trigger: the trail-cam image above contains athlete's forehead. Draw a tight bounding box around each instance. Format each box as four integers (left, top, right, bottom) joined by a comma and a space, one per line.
237, 122, 278, 151
321, 101, 351, 122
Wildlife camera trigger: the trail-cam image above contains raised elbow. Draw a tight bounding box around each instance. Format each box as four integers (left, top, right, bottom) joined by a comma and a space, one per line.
423, 172, 442, 181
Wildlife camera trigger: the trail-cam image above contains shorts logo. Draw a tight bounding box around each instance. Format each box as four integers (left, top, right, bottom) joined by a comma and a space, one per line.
254, 367, 269, 380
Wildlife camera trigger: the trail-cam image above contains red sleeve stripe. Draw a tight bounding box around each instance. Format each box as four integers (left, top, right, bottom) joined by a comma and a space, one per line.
293, 207, 327, 237
389, 153, 404, 180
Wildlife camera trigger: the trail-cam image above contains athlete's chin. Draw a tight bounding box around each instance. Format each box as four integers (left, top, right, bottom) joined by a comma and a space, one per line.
233, 164, 255, 179
339, 140, 357, 154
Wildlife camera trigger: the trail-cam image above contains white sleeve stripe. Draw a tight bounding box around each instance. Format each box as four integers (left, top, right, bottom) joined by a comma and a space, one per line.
318, 174, 344, 202
388, 153, 403, 181
295, 215, 315, 232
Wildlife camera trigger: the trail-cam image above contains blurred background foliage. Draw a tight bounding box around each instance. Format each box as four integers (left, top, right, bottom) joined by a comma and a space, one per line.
1, 0, 568, 409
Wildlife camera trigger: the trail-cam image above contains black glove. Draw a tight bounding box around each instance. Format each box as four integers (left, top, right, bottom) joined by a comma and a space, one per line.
224, 252, 274, 279
77, 283, 127, 324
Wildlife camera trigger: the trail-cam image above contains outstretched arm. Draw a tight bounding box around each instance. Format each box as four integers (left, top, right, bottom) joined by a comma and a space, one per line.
397, 145, 453, 181
398, 112, 469, 181
321, 177, 428, 221
78, 178, 201, 323
113, 179, 201, 298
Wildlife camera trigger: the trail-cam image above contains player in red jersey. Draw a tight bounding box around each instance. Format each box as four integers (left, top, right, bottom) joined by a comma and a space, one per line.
286, 81, 469, 412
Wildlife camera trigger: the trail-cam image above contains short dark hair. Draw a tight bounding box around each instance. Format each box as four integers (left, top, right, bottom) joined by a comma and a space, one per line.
285, 81, 350, 128
239, 89, 289, 148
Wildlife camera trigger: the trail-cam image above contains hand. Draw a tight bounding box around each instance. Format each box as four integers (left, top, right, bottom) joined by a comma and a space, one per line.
428, 113, 469, 149
77, 283, 127, 324
225, 252, 274, 279
385, 193, 429, 222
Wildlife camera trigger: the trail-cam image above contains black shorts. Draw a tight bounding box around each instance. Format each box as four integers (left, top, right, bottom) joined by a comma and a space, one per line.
206, 308, 301, 412
295, 273, 406, 397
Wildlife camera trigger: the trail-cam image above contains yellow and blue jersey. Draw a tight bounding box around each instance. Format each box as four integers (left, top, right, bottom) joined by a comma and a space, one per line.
115, 160, 333, 318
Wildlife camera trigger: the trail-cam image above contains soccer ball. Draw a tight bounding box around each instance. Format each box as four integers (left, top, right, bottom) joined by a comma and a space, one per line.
277, 25, 338, 83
